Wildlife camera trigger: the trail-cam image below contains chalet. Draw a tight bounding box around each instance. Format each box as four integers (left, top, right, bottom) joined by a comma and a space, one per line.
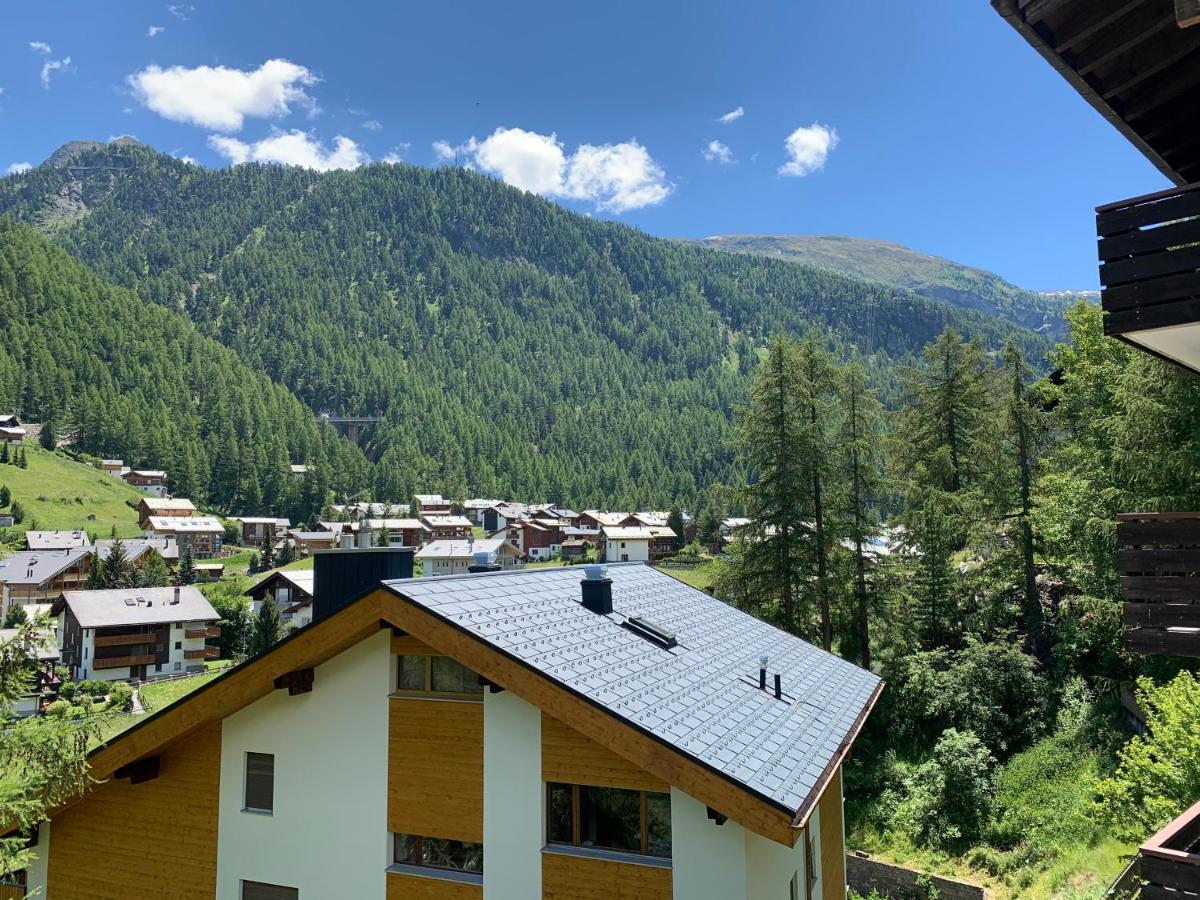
246, 568, 316, 629
0, 426, 26, 446
994, 2, 1200, 893
289, 464, 309, 478
0, 548, 92, 610
721, 517, 752, 537
145, 516, 224, 558
0, 414, 19, 428
562, 525, 602, 542
233, 517, 292, 547
492, 519, 561, 561
416, 537, 522, 576
482, 502, 529, 534
413, 493, 452, 517
0, 626, 60, 717
600, 526, 656, 563
560, 538, 592, 559
136, 497, 196, 530
334, 501, 412, 518
100, 458, 125, 475
56, 586, 220, 681
25, 530, 92, 551
194, 563, 226, 583
6, 555, 879, 899
95, 536, 179, 569
364, 518, 432, 547
648, 525, 680, 561
123, 469, 169, 497
579, 510, 628, 532
420, 514, 473, 540
287, 530, 338, 555
462, 498, 502, 525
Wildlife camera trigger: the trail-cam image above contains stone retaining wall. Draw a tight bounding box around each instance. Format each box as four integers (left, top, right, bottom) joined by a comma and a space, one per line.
846, 853, 987, 900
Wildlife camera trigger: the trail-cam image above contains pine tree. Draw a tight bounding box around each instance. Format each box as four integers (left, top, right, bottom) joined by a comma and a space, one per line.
101, 538, 134, 588
16, 448, 26, 469
138, 551, 172, 588
258, 537, 276, 571
39, 418, 56, 451
177, 547, 197, 585
3, 604, 27, 628
0, 485, 8, 508
250, 598, 283, 655
838, 359, 885, 669
666, 505, 686, 553
276, 540, 295, 567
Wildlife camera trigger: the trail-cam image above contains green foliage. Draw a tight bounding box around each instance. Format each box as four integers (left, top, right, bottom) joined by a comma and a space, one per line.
886, 728, 997, 850
2, 604, 27, 627
0, 484, 8, 507
250, 598, 283, 656
106, 681, 134, 712
1096, 672, 1200, 842
177, 547, 197, 585
39, 418, 56, 451
201, 579, 252, 660
9, 500, 23, 524
57, 681, 75, 702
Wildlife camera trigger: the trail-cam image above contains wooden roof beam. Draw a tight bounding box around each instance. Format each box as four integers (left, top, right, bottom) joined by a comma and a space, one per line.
1052, 0, 1145, 54
1073, 9, 1174, 77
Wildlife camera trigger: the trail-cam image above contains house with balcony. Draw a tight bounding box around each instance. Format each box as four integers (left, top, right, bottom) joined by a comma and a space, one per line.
55, 585, 220, 681
994, 0, 1200, 893
287, 529, 339, 555
413, 493, 452, 517
136, 497, 196, 530
7, 551, 880, 900
416, 537, 522, 576
600, 526, 656, 563
420, 514, 474, 540
232, 517, 292, 547
246, 568, 316, 629
123, 469, 169, 498
145, 516, 224, 558
95, 536, 179, 570
24, 530, 92, 551
0, 548, 92, 612
492, 519, 562, 560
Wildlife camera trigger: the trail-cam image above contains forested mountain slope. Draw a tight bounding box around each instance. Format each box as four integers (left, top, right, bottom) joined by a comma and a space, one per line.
0, 140, 1055, 508
0, 219, 370, 517
685, 234, 1080, 338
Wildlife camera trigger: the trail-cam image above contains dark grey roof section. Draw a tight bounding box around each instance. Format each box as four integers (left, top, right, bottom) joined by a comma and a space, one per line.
0, 548, 92, 585
60, 586, 218, 628
385, 563, 881, 817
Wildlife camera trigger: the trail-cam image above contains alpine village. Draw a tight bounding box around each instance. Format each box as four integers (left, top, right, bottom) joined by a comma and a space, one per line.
0, 2, 1199, 899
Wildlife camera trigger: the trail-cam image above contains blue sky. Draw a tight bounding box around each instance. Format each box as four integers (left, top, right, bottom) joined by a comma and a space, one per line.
0, 1, 1170, 290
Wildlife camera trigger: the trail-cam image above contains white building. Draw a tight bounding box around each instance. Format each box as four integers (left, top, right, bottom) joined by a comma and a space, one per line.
56, 586, 220, 681
601, 526, 655, 563
415, 538, 522, 577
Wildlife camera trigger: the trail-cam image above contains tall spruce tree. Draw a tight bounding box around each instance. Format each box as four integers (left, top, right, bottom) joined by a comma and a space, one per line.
250, 599, 283, 655
666, 505, 686, 552
1001, 341, 1043, 646
39, 418, 56, 451
177, 547, 197, 586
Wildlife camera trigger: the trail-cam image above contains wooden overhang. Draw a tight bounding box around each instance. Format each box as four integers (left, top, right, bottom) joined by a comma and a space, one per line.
1117, 512, 1200, 656
49, 583, 880, 849
1139, 799, 1200, 898
992, 0, 1200, 186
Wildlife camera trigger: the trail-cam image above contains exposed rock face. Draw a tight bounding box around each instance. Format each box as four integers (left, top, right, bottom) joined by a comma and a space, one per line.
45, 141, 108, 169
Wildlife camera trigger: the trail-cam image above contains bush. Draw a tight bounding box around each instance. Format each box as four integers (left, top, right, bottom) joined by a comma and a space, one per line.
57, 681, 77, 702
107, 681, 134, 712
45, 699, 71, 717
887, 728, 997, 850
75, 679, 109, 698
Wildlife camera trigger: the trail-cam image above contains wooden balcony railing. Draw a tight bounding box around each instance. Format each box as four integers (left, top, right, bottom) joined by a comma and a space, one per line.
93, 654, 155, 670
184, 628, 207, 639
204, 646, 220, 659
1139, 800, 1200, 899
183, 648, 209, 660
206, 626, 221, 639
1117, 512, 1200, 657
93, 632, 154, 648
1099, 182, 1200, 341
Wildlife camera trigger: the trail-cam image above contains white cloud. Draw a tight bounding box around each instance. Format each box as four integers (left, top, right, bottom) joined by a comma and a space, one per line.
778, 123, 838, 177
29, 41, 52, 55
381, 143, 411, 164
208, 130, 368, 171
128, 59, 318, 132
39, 56, 72, 89
167, 4, 194, 21
148, 25, 166, 37
178, 155, 197, 165
703, 140, 733, 164
5, 162, 32, 175
718, 106, 744, 124
361, 119, 381, 131
440, 126, 671, 213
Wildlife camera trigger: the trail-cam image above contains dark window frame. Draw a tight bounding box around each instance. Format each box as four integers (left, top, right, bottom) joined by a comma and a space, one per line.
392, 832, 483, 874
240, 879, 298, 900
243, 751, 275, 814
394, 654, 482, 700
546, 782, 672, 858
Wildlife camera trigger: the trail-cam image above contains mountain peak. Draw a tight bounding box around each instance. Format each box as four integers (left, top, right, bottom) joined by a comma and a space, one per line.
45, 136, 146, 169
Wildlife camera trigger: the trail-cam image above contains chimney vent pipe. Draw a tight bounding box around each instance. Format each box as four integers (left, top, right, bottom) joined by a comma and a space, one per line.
580, 564, 613, 615
773, 673, 782, 700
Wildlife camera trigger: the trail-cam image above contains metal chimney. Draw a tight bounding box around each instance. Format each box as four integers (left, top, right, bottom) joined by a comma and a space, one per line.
468, 550, 500, 573
580, 564, 613, 615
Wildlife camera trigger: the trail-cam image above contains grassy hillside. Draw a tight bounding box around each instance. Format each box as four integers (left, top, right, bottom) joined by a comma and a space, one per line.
685, 234, 1081, 339
0, 444, 145, 538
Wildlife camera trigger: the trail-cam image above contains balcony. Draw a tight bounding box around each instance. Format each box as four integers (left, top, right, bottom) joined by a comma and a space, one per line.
184, 628, 207, 639
93, 632, 155, 648
204, 646, 220, 659
93, 654, 155, 670
1138, 801, 1200, 899
183, 648, 208, 660
206, 626, 221, 639
1117, 513, 1200, 657
1099, 182, 1200, 376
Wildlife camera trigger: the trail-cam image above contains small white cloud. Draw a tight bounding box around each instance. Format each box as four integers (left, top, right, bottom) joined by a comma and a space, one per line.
440, 127, 671, 213
5, 162, 32, 175
148, 25, 166, 37
29, 41, 52, 55
361, 119, 381, 131
703, 140, 733, 164
717, 106, 744, 124
39, 56, 72, 90
128, 59, 318, 131
381, 143, 411, 164
178, 155, 197, 165
208, 130, 368, 171
778, 122, 838, 177
166, 4, 194, 21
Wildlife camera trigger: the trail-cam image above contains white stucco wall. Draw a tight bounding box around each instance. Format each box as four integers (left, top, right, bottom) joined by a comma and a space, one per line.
215, 629, 391, 900
670, 788, 749, 900
604, 539, 650, 563
24, 819, 49, 896
744, 805, 816, 900
483, 690, 542, 900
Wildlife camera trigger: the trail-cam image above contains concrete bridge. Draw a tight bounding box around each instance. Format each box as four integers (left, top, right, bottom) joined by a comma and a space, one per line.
317, 414, 381, 442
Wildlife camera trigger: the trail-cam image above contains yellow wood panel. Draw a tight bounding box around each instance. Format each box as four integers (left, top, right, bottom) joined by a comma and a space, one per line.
392, 634, 439, 656
542, 712, 668, 792
819, 766, 846, 900
0, 885, 23, 900
388, 698, 483, 843
47, 723, 221, 900
542, 852, 672, 900
385, 871, 482, 900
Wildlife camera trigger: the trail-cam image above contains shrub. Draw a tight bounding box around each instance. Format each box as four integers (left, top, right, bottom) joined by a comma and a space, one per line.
887, 728, 997, 850
9, 501, 23, 524
76, 679, 109, 698
107, 681, 134, 712
57, 681, 77, 702
45, 699, 70, 718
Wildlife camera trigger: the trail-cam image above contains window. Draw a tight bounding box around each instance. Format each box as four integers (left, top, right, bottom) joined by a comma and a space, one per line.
175, 641, 182, 650
174, 661, 182, 671
395, 655, 481, 697
241, 881, 297, 900
789, 871, 799, 900
392, 833, 482, 874
804, 830, 816, 899
547, 783, 671, 858
244, 752, 274, 813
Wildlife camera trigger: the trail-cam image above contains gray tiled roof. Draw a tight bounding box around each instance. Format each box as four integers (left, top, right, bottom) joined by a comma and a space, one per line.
60, 586, 217, 628
0, 549, 92, 585
385, 564, 880, 816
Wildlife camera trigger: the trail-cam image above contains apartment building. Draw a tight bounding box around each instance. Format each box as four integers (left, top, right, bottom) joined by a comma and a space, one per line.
11, 555, 880, 900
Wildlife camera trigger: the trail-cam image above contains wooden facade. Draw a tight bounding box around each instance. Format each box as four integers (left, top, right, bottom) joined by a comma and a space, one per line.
46, 724, 221, 899
1116, 512, 1200, 656
542, 852, 672, 900
1138, 799, 1200, 899
542, 712, 667, 792
386, 871, 482, 900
